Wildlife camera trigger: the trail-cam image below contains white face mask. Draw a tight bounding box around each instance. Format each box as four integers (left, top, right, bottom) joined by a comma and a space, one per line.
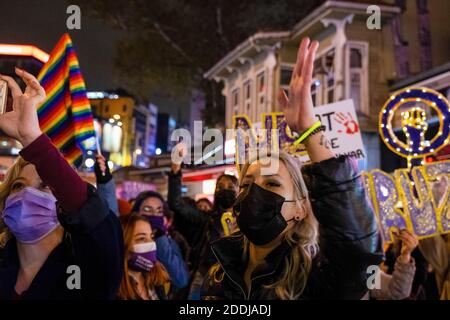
132, 241, 157, 253
128, 241, 158, 273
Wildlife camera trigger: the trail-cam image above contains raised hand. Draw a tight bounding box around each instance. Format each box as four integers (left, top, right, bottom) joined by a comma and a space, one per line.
171, 142, 188, 173
0, 68, 45, 147
278, 38, 333, 162
394, 229, 419, 263
96, 154, 108, 173
95, 154, 112, 184
278, 38, 319, 134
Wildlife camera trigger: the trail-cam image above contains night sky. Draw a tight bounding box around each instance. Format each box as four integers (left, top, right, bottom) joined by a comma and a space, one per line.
0, 0, 121, 91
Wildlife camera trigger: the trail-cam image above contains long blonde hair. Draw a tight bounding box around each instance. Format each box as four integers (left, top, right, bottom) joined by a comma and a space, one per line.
210, 151, 319, 300
0, 157, 29, 247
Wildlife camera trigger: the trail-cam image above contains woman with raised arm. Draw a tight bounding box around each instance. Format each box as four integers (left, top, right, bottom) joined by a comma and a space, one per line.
0, 68, 123, 299
203, 38, 383, 300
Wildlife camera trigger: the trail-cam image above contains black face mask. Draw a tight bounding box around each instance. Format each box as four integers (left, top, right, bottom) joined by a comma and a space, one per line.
214, 188, 237, 210
234, 183, 295, 246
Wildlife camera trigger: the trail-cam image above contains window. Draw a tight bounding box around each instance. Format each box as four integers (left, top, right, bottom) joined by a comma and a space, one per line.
280, 66, 293, 91
311, 48, 335, 106
327, 77, 335, 103
346, 42, 369, 115
243, 80, 252, 117
232, 88, 240, 115
257, 71, 266, 114
324, 49, 335, 104
311, 82, 318, 106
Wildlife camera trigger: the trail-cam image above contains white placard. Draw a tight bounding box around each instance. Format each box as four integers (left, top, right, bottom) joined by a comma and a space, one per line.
310, 99, 365, 160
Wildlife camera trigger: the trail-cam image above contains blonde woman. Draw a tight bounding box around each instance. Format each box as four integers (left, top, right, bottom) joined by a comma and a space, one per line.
203, 38, 383, 300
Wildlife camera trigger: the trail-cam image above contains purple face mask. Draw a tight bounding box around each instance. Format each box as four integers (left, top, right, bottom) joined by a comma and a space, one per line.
144, 215, 167, 234
2, 187, 59, 244
128, 241, 158, 273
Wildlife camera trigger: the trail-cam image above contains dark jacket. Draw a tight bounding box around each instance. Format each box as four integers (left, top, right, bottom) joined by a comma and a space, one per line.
167, 170, 225, 274
0, 185, 124, 300
202, 156, 384, 300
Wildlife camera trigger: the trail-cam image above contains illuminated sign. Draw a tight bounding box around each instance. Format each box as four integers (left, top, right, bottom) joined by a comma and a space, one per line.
0, 44, 49, 63
366, 87, 450, 242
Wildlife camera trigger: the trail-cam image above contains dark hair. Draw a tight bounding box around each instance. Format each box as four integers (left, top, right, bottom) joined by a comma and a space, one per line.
131, 191, 165, 213
196, 197, 213, 207
182, 196, 196, 208
216, 174, 238, 188
164, 208, 174, 220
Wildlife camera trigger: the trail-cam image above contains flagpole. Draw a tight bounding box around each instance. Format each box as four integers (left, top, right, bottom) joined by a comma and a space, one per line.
95, 134, 102, 156
95, 134, 105, 176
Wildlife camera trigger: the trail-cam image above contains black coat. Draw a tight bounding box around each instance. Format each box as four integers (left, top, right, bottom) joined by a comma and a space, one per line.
0, 185, 124, 300
202, 156, 384, 300
167, 171, 225, 274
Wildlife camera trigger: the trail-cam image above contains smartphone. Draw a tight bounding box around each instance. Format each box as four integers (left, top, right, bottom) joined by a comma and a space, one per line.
0, 79, 13, 114
0, 79, 7, 114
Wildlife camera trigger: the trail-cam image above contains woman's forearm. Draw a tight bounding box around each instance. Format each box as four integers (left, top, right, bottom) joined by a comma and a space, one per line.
304, 132, 335, 163
20, 134, 88, 212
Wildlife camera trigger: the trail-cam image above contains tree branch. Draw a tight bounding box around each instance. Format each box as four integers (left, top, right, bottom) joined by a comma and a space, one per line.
216, 4, 230, 51
152, 21, 192, 63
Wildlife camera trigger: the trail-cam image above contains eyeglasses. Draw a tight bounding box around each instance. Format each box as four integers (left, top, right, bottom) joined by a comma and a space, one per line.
141, 205, 163, 216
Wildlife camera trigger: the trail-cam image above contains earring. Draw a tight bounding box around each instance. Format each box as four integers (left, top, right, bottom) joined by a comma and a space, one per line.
294, 215, 301, 221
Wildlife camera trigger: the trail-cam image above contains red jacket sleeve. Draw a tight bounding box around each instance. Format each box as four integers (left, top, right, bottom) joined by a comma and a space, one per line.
19, 134, 88, 212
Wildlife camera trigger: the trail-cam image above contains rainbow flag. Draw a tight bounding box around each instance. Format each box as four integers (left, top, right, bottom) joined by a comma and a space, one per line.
37, 33, 95, 165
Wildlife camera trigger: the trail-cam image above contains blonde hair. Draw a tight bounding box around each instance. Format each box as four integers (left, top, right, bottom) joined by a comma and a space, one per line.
0, 157, 29, 247
210, 151, 319, 300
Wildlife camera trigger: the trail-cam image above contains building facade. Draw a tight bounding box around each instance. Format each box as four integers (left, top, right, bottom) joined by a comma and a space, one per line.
89, 92, 159, 168
156, 113, 177, 154
205, 0, 450, 171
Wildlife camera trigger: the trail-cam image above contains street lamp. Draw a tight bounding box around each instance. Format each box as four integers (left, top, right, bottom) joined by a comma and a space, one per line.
84, 158, 95, 168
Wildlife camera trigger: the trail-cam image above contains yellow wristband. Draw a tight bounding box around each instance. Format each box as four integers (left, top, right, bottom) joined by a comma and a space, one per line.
293, 121, 322, 145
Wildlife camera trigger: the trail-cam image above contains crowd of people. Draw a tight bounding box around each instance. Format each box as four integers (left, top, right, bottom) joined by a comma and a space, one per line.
0, 38, 448, 300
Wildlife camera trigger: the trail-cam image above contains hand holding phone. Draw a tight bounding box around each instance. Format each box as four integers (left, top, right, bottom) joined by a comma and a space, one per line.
0, 68, 45, 147
0, 79, 8, 114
